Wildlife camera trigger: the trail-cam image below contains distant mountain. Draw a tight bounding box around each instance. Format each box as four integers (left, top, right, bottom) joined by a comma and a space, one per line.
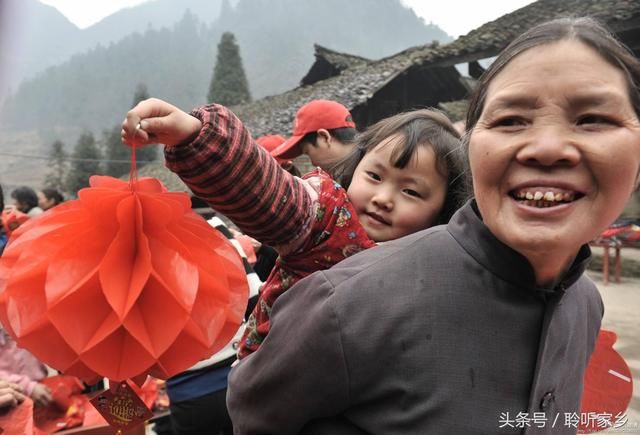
77, 0, 228, 50
0, 0, 451, 194
0, 0, 228, 104
0, 0, 80, 101
1, 0, 451, 132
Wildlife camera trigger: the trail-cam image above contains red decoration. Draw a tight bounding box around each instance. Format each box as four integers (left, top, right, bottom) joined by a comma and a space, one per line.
90, 381, 153, 432
33, 375, 87, 434
0, 397, 34, 435
579, 329, 633, 433
0, 176, 248, 383
1, 208, 29, 237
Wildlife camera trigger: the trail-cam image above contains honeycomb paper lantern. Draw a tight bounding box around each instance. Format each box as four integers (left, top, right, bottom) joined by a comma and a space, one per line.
0, 176, 248, 383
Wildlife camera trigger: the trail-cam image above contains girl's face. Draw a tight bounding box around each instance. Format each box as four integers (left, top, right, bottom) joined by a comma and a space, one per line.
347, 134, 448, 242
469, 40, 640, 285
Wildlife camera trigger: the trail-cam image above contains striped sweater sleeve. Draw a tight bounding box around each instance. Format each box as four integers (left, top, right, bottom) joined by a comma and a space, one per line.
164, 104, 313, 248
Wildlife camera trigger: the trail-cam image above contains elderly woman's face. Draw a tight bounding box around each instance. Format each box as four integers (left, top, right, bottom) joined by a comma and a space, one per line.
469, 40, 640, 284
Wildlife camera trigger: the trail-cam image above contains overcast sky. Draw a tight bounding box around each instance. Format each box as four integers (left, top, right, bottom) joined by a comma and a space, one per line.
39, 0, 536, 38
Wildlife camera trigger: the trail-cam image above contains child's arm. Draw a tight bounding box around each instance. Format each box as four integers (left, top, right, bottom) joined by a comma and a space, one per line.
122, 100, 313, 250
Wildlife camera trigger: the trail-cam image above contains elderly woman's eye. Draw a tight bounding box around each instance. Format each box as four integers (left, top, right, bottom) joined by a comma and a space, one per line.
577, 114, 615, 125
493, 117, 525, 127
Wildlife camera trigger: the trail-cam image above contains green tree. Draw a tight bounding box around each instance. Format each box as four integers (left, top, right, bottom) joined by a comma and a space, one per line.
131, 83, 158, 166
66, 132, 102, 196
43, 140, 69, 192
207, 32, 252, 106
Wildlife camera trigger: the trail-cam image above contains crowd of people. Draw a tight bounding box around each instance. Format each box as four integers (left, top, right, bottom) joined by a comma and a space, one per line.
1, 16, 639, 435
0, 185, 64, 255
0, 185, 64, 415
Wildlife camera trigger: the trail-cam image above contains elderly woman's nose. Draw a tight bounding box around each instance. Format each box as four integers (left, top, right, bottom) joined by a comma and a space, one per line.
515, 126, 581, 167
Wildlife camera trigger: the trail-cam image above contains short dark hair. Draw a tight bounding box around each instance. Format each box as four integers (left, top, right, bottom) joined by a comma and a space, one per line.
466, 17, 640, 131
11, 186, 39, 212
40, 187, 65, 206
298, 127, 357, 148
0, 184, 4, 211
333, 109, 466, 225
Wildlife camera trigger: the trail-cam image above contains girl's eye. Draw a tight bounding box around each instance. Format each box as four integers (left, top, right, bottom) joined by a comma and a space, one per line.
366, 171, 381, 181
403, 189, 422, 198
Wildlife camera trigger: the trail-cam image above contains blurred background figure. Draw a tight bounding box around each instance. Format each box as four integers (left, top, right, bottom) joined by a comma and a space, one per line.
0, 378, 26, 410
38, 187, 65, 211
1, 183, 30, 255
10, 186, 43, 217
0, 325, 52, 408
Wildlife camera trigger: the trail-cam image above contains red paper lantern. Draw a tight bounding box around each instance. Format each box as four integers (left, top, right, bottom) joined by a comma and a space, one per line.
0, 176, 248, 383
579, 329, 633, 433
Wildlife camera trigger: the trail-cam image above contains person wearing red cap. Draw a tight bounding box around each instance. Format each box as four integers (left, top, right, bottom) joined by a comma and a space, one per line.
256, 134, 301, 177
271, 100, 358, 173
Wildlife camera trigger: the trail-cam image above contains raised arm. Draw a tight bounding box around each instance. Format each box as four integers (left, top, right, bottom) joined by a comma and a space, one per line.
122, 100, 313, 248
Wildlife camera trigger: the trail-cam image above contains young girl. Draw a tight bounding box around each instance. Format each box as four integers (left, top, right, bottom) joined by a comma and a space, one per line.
121, 100, 465, 358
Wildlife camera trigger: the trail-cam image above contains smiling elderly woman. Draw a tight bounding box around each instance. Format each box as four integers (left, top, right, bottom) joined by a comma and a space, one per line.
226, 17, 640, 435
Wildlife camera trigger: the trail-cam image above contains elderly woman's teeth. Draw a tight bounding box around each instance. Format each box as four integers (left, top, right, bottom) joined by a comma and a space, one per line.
513, 190, 576, 207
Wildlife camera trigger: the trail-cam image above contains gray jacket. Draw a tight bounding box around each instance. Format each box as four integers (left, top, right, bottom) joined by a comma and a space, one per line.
227, 202, 603, 434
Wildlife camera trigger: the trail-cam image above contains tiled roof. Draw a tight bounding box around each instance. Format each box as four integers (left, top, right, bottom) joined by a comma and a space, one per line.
231, 0, 640, 137
301, 44, 372, 86
394, 0, 640, 68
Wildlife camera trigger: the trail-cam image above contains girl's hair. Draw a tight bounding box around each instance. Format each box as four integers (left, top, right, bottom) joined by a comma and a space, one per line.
462, 17, 640, 198
41, 187, 65, 206
11, 186, 39, 212
0, 184, 4, 210
333, 109, 466, 225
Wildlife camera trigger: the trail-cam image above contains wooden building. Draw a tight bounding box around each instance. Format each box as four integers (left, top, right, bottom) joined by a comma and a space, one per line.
231, 0, 640, 133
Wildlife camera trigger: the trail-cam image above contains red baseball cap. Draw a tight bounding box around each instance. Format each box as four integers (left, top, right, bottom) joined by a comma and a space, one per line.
271, 100, 355, 160
256, 134, 289, 164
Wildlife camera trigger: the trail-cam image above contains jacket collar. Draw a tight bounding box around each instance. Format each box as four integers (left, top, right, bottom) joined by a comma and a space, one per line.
447, 200, 591, 295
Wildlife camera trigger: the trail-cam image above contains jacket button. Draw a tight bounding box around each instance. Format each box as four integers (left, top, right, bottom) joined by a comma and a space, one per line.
540, 392, 555, 410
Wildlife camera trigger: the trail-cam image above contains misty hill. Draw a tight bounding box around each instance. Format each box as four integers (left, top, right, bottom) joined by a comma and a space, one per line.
0, 0, 229, 104
0, 0, 450, 132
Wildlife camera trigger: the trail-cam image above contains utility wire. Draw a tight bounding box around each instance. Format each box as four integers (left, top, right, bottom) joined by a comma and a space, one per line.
0, 151, 156, 164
